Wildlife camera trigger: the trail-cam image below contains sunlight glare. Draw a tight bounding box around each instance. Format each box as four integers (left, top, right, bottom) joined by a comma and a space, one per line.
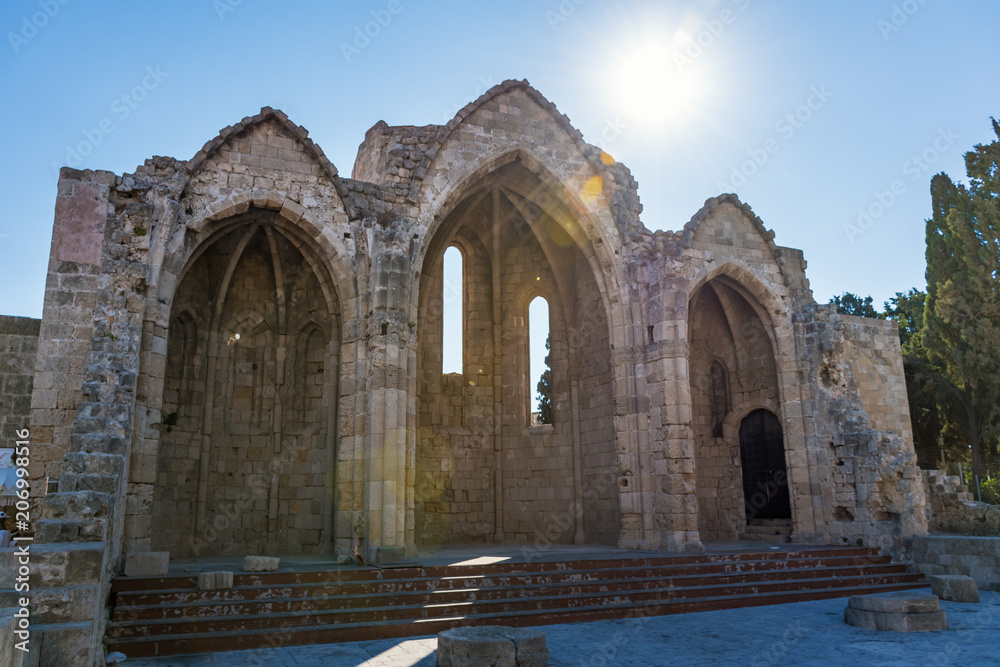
610, 35, 704, 128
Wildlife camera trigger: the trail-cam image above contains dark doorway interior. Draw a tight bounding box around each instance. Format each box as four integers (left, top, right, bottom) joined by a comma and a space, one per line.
739, 409, 791, 520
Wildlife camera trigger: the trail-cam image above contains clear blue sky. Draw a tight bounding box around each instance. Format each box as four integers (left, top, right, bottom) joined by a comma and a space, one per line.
1, 0, 998, 329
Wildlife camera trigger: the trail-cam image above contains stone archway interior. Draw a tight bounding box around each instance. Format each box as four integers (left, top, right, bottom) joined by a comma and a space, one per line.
415, 159, 620, 547
689, 276, 782, 540
151, 212, 340, 558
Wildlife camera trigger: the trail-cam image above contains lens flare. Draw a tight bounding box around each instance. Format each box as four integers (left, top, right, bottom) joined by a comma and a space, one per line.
580, 175, 603, 203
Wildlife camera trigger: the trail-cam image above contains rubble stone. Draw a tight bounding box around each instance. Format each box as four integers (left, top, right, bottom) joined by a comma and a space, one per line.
929, 574, 980, 603
243, 556, 280, 572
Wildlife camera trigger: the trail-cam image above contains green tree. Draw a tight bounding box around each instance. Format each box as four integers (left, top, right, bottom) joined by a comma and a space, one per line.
923, 119, 1000, 481
536, 336, 552, 424
831, 292, 880, 318
882, 288, 926, 350
883, 288, 964, 467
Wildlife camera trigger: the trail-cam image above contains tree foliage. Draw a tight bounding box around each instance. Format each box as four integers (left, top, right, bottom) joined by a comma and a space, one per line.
832, 292, 880, 318
922, 119, 1000, 479
536, 335, 552, 424
883, 289, 965, 467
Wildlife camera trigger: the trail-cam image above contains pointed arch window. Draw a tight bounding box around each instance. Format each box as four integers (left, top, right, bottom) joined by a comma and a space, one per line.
442, 245, 463, 374
529, 296, 551, 424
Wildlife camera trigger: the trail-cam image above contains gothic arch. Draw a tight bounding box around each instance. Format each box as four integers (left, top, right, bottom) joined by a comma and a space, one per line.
149, 212, 343, 558
413, 155, 621, 548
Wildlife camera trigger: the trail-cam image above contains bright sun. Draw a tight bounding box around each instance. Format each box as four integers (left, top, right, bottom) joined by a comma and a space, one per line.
610, 37, 704, 128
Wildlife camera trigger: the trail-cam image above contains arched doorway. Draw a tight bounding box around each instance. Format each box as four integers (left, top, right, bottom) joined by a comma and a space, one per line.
738, 409, 790, 520
689, 274, 784, 540
151, 210, 341, 558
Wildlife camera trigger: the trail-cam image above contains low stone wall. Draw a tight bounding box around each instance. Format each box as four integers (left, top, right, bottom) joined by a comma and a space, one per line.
920, 468, 999, 535
929, 501, 1000, 537
905, 535, 1000, 592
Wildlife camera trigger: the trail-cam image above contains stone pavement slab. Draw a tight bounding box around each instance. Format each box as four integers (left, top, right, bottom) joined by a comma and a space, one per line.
120, 588, 999, 666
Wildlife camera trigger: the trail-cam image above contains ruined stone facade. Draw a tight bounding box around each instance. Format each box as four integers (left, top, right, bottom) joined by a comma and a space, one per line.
16, 80, 928, 664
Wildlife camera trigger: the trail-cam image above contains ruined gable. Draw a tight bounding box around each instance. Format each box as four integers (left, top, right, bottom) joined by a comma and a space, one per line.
685, 197, 788, 288
183, 111, 349, 231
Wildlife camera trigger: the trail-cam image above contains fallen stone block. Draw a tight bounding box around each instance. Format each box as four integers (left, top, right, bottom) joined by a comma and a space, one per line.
929, 574, 980, 603
198, 571, 234, 590
243, 555, 280, 572
124, 551, 169, 577
437, 625, 547, 667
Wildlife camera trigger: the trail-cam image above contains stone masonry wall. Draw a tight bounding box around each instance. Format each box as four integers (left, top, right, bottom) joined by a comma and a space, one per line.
0, 316, 39, 444
574, 254, 618, 545
151, 222, 337, 558
807, 305, 927, 552
906, 535, 1000, 591
28, 173, 109, 488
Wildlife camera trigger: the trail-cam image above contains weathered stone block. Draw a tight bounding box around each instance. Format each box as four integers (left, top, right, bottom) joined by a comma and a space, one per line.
0, 608, 26, 667
929, 574, 980, 603
844, 607, 947, 632
33, 621, 94, 667
198, 571, 234, 590
243, 556, 280, 572
30, 585, 99, 624
124, 551, 169, 577
26, 544, 104, 588
436, 625, 548, 667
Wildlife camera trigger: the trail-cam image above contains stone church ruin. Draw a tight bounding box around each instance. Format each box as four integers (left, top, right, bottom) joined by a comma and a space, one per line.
5, 80, 932, 664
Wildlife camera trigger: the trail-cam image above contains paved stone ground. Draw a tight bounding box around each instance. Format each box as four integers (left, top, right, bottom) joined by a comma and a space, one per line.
121, 588, 999, 666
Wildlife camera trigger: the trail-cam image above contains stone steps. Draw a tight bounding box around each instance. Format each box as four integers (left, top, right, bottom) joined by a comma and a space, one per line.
106, 547, 924, 658
110, 564, 912, 620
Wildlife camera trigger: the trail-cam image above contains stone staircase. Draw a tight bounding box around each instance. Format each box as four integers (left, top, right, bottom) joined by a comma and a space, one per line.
106, 546, 924, 658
